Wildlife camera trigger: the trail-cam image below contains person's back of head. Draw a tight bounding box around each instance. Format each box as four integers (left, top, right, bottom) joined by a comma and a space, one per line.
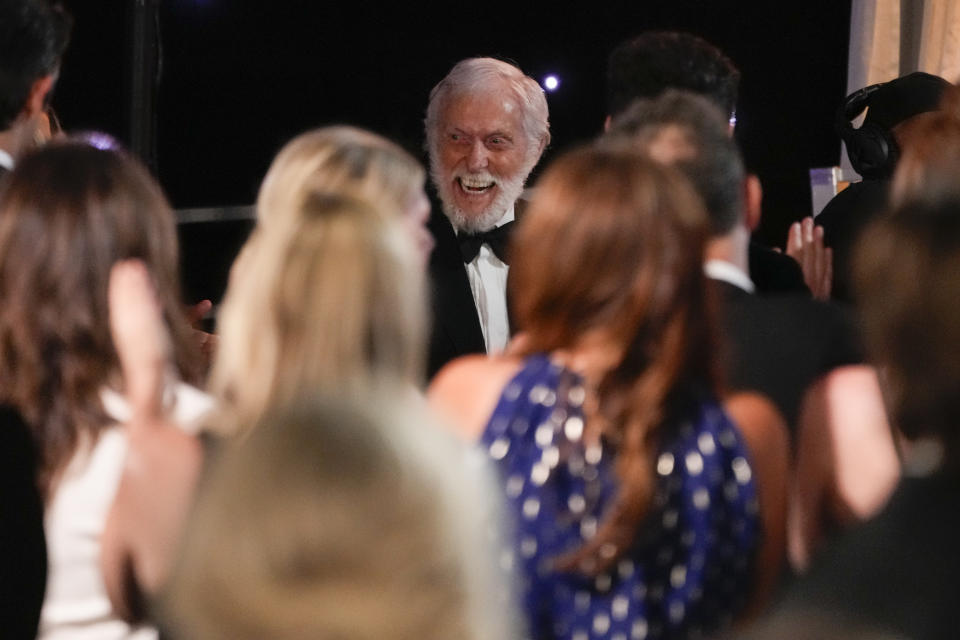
606, 31, 740, 122
854, 195, 960, 466
0, 0, 71, 131
512, 143, 712, 363
837, 71, 951, 180
255, 125, 435, 265
889, 93, 960, 206
604, 89, 745, 236
162, 393, 515, 640
510, 144, 718, 571
210, 193, 426, 435
0, 139, 196, 493
257, 126, 425, 229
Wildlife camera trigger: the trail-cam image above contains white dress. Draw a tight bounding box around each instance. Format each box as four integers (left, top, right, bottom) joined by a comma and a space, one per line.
38, 382, 214, 640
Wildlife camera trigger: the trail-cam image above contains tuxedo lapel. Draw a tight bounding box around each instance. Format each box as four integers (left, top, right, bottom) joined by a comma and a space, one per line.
431, 252, 486, 353
425, 197, 529, 378
427, 208, 486, 377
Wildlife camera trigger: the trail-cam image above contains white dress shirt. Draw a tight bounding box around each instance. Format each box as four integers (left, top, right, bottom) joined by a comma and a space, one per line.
0, 148, 14, 171
462, 206, 514, 354
704, 258, 755, 294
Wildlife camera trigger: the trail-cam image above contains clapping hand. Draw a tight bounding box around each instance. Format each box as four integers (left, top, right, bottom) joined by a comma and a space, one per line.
108, 259, 170, 422
785, 217, 832, 301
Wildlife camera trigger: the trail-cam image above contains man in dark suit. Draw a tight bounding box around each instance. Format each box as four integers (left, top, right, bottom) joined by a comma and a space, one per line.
424, 58, 550, 379
606, 98, 897, 566
604, 90, 864, 434
604, 30, 814, 297
0, 0, 71, 177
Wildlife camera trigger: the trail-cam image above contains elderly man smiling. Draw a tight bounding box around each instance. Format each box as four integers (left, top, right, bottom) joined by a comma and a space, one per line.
425, 57, 550, 379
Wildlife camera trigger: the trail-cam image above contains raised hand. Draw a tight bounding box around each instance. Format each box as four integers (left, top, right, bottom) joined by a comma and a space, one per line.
786, 217, 833, 301
103, 260, 203, 619
108, 259, 171, 421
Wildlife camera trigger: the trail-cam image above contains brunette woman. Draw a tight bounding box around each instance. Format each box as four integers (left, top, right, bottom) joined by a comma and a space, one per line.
0, 142, 212, 639
430, 145, 786, 639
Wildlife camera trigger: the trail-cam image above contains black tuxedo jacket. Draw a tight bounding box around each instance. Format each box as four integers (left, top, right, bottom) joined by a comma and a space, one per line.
427, 208, 485, 379
816, 179, 889, 303
748, 239, 810, 296
426, 201, 525, 380
712, 279, 863, 434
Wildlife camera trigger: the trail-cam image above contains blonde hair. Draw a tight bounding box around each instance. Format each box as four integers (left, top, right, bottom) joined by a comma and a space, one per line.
208, 194, 425, 434
256, 125, 425, 231
162, 392, 517, 640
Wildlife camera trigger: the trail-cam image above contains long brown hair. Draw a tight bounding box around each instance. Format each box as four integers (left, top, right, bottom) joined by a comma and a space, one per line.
0, 141, 199, 495
854, 200, 960, 465
890, 107, 960, 206
510, 145, 717, 573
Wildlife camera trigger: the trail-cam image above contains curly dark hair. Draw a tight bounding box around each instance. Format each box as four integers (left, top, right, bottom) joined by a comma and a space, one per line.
606, 31, 740, 121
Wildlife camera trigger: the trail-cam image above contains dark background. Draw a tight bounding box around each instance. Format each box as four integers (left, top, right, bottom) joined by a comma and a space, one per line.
50, 0, 852, 301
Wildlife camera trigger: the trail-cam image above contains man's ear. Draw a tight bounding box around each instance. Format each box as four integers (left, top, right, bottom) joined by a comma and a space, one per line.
23, 75, 55, 118
536, 134, 548, 158
603, 114, 612, 132
743, 174, 763, 232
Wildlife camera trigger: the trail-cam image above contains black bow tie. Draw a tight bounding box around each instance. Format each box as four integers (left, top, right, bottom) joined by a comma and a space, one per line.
458, 221, 515, 264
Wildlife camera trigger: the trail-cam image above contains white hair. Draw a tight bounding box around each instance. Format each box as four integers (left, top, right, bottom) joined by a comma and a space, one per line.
425, 58, 550, 231
424, 57, 550, 164
431, 166, 526, 233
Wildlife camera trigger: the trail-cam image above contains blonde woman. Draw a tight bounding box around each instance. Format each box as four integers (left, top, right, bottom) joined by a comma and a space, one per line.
256, 125, 433, 264
162, 393, 517, 640
209, 193, 426, 434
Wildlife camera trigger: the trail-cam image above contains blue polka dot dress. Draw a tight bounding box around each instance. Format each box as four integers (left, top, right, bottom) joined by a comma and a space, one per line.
481, 355, 761, 640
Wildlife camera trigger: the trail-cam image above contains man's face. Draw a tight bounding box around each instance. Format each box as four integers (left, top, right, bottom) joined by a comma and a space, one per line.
431, 90, 533, 233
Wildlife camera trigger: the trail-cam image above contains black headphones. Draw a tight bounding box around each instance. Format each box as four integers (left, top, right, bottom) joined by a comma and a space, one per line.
836, 82, 900, 179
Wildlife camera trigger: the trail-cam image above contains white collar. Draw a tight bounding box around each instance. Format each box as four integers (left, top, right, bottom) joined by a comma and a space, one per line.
0, 149, 14, 171
704, 259, 755, 294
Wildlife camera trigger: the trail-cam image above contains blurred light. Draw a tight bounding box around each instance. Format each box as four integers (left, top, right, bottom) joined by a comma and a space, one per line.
543, 75, 560, 92
74, 131, 124, 152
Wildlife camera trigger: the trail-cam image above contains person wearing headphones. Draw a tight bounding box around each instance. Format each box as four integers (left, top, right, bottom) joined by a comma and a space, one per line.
817, 72, 950, 303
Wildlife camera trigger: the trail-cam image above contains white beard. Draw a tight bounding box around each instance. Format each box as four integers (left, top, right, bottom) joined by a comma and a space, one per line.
431, 164, 528, 234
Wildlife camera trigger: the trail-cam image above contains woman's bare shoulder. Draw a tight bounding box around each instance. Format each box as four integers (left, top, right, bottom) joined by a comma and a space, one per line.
427, 354, 525, 441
